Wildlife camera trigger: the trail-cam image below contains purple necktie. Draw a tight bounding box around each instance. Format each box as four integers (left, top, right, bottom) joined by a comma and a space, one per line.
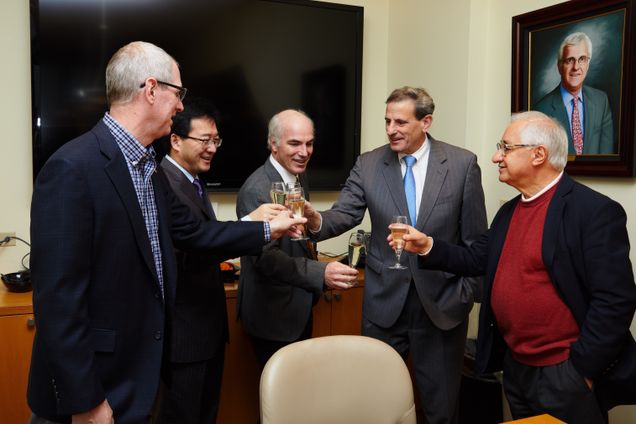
192, 178, 205, 199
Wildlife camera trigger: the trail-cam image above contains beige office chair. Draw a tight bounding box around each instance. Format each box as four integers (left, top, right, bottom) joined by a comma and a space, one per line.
260, 335, 416, 424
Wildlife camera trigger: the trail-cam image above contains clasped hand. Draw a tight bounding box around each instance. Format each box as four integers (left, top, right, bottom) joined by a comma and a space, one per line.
387, 224, 433, 255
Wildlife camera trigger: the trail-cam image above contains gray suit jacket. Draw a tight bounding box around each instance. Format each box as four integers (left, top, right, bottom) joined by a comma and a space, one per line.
236, 159, 327, 341
318, 137, 487, 331
534, 85, 615, 154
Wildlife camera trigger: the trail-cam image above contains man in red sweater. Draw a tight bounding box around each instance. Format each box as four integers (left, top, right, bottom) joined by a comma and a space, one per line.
390, 111, 636, 423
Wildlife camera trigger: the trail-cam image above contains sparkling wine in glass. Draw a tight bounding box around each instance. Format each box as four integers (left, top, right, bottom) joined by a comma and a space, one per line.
270, 182, 287, 205
287, 187, 308, 241
389, 216, 408, 270
348, 232, 365, 269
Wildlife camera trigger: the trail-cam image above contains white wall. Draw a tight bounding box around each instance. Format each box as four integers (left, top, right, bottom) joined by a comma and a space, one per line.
2, 0, 635, 420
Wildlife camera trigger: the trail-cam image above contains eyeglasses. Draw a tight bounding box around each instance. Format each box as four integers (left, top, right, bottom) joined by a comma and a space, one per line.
495, 142, 536, 156
561, 56, 590, 66
139, 80, 188, 101
179, 134, 223, 148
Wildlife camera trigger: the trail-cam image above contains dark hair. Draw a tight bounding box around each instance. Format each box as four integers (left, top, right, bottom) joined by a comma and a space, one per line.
154, 96, 220, 159
171, 96, 220, 137
385, 86, 435, 119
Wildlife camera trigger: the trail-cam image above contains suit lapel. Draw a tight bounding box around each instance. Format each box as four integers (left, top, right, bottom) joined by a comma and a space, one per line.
542, 174, 573, 269
382, 150, 411, 219
161, 158, 215, 220
97, 123, 160, 287
417, 138, 447, 228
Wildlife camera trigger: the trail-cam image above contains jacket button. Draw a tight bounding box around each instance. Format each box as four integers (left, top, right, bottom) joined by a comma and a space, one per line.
154, 331, 162, 340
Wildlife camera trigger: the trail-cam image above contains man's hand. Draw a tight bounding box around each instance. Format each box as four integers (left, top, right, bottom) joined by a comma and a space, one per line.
387, 224, 433, 255
72, 399, 113, 424
248, 203, 287, 221
324, 261, 359, 289
304, 203, 322, 233
269, 210, 307, 240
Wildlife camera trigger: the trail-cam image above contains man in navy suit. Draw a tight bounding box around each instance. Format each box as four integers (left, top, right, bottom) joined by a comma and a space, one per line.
28, 41, 303, 424
534, 32, 614, 154
156, 98, 285, 424
395, 111, 636, 422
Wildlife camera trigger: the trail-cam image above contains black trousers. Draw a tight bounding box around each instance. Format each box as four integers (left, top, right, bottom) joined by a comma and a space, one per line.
156, 342, 226, 424
503, 351, 606, 423
249, 313, 313, 366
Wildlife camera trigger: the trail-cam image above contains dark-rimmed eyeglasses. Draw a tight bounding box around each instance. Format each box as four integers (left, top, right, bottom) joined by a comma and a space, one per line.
178, 134, 223, 148
560, 56, 590, 66
139, 80, 187, 101
496, 142, 535, 156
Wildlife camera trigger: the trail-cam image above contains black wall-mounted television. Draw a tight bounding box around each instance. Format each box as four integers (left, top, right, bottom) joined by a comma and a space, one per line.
30, 0, 363, 191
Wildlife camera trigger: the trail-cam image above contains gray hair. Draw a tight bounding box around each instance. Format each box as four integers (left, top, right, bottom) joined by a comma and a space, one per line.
558, 32, 593, 63
106, 41, 176, 106
511, 111, 568, 171
267, 109, 314, 150
386, 86, 435, 119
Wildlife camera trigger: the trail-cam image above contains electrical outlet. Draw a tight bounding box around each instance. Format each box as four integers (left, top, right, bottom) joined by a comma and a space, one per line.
0, 232, 16, 247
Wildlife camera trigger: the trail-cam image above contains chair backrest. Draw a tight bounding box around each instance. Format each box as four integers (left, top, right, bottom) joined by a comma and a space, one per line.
260, 335, 416, 424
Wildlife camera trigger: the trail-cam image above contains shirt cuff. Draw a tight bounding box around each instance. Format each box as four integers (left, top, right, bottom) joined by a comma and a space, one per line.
417, 237, 434, 256
308, 213, 323, 234
241, 215, 252, 222
263, 221, 271, 242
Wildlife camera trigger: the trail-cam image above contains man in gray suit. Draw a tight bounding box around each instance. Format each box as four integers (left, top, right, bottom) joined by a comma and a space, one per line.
534, 32, 614, 154
236, 109, 358, 365
305, 87, 488, 424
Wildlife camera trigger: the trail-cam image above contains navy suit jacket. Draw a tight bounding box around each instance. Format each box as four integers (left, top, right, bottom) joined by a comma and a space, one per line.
160, 158, 231, 364
28, 120, 264, 423
420, 174, 636, 410
534, 85, 615, 154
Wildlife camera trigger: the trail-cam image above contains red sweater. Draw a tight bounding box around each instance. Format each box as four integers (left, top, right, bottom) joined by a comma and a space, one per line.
491, 184, 579, 366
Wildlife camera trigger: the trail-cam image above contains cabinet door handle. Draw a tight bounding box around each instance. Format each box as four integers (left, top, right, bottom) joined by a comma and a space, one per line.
334, 292, 342, 301
324, 292, 332, 302
27, 318, 36, 329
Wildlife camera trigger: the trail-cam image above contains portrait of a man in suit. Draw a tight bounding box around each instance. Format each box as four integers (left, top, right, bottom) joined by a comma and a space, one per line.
527, 9, 625, 158
534, 32, 615, 155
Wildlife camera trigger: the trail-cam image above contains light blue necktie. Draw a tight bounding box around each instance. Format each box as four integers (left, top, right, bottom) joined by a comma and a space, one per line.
403, 155, 417, 226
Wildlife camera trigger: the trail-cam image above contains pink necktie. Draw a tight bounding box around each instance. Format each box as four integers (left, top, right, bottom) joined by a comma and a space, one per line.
572, 97, 584, 155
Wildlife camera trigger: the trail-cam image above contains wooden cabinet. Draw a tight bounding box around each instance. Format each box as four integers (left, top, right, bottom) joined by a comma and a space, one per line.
0, 286, 35, 423
312, 285, 364, 337
218, 269, 365, 424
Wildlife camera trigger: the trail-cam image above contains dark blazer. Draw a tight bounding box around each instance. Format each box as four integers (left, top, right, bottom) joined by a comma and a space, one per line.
534, 85, 615, 154
421, 173, 636, 410
28, 120, 264, 424
317, 137, 487, 331
160, 158, 228, 363
236, 159, 326, 342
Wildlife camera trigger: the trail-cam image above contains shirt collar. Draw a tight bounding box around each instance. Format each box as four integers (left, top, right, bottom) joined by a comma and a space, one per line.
103, 112, 156, 168
269, 154, 297, 183
559, 84, 583, 103
521, 171, 564, 202
165, 155, 196, 183
398, 134, 430, 164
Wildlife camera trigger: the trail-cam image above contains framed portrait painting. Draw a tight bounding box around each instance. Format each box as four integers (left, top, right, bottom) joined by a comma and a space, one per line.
512, 0, 636, 176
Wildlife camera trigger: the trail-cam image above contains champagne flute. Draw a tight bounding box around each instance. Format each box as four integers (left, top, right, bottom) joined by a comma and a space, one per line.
285, 181, 301, 192
287, 186, 309, 241
270, 182, 287, 205
388, 216, 408, 270
348, 232, 365, 269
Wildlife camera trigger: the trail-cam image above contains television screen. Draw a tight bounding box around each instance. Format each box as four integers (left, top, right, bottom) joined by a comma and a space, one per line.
30, 0, 363, 191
